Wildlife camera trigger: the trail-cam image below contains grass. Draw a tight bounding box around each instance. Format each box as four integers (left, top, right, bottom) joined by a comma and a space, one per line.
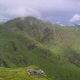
0, 66, 51, 80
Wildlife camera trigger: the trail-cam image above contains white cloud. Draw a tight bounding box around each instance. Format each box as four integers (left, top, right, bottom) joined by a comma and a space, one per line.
0, 0, 42, 18
69, 14, 80, 22
5, 7, 41, 17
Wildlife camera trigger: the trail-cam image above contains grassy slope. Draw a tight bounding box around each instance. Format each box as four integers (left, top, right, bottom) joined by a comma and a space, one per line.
0, 17, 80, 80
0, 66, 51, 80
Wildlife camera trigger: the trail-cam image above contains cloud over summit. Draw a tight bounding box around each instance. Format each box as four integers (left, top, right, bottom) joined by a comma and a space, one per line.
0, 0, 80, 24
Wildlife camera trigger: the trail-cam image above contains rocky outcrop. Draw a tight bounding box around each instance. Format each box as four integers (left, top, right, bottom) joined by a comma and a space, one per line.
26, 69, 46, 76
0, 58, 9, 67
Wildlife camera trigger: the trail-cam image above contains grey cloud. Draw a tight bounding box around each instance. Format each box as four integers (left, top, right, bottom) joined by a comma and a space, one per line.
0, 0, 42, 18
5, 7, 41, 17
0, 0, 80, 16
0, 0, 80, 24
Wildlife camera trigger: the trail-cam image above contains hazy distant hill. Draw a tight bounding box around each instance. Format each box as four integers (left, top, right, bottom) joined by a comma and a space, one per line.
0, 22, 4, 24
0, 17, 80, 80
73, 23, 80, 28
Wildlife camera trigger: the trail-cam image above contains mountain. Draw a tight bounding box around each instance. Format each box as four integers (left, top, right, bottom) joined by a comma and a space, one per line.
0, 17, 80, 80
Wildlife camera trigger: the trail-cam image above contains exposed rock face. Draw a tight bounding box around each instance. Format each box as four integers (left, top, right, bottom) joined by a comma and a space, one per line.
0, 77, 4, 79
26, 69, 46, 76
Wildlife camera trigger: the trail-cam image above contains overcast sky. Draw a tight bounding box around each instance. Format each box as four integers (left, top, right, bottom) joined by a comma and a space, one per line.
0, 0, 80, 25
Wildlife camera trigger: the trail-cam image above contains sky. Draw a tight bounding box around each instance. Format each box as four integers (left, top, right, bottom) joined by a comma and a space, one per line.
0, 0, 80, 25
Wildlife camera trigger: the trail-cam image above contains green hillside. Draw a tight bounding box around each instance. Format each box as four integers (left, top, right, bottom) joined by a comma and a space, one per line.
0, 66, 51, 80
0, 17, 80, 80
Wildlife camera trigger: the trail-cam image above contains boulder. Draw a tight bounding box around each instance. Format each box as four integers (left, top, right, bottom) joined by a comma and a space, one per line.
26, 69, 46, 76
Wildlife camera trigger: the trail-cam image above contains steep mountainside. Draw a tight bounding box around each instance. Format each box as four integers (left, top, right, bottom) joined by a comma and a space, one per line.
0, 17, 80, 80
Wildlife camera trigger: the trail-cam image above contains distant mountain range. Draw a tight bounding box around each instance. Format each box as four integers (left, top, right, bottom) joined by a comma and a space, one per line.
55, 22, 80, 27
